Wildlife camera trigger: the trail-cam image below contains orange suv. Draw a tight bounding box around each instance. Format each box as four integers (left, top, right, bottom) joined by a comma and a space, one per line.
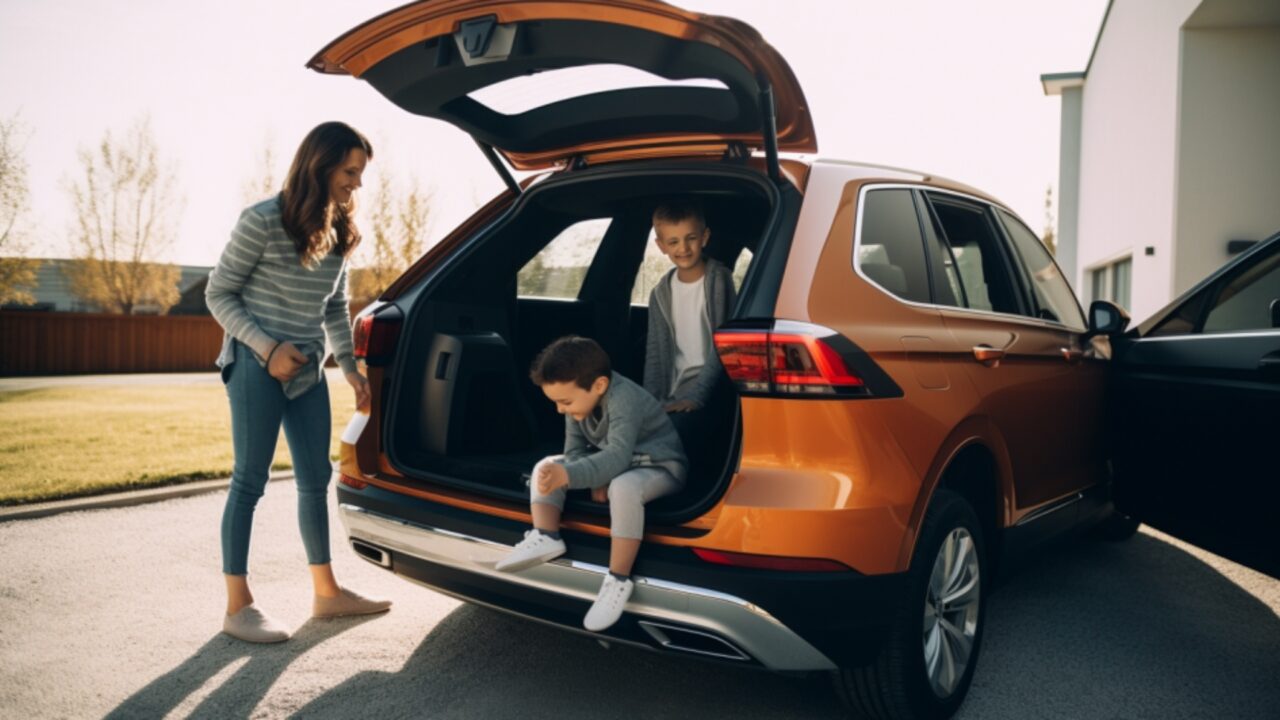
308, 2, 1245, 718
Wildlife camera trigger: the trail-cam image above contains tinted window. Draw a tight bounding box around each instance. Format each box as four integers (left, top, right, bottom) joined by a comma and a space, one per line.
925, 196, 1021, 315
1202, 249, 1280, 333
997, 209, 1086, 329
856, 189, 931, 303
518, 218, 610, 299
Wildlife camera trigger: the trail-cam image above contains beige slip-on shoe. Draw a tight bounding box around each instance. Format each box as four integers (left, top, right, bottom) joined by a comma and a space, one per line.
223, 605, 290, 643
313, 587, 392, 618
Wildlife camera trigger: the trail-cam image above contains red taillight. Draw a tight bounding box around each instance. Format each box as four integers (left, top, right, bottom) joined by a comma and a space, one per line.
338, 473, 368, 490
714, 326, 865, 396
353, 304, 403, 366
692, 548, 852, 573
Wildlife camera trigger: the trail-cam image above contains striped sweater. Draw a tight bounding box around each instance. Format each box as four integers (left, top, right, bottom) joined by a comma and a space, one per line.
205, 195, 358, 376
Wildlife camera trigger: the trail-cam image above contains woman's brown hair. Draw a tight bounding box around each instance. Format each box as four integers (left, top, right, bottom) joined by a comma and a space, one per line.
280, 121, 373, 268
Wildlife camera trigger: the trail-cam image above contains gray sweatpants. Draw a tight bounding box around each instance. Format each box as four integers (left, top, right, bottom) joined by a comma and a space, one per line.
530, 456, 682, 540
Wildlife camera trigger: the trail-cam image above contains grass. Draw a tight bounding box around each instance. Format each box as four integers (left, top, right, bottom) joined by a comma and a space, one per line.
0, 379, 357, 506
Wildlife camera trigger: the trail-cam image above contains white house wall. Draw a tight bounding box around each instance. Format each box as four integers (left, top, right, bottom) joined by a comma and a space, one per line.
1076, 0, 1200, 322
1174, 26, 1280, 295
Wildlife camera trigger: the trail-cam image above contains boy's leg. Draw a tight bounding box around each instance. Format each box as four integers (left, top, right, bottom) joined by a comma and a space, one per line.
529, 455, 567, 533
606, 467, 683, 576
495, 456, 568, 572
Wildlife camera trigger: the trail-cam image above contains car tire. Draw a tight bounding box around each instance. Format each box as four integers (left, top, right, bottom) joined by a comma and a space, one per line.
1091, 510, 1141, 542
833, 489, 987, 720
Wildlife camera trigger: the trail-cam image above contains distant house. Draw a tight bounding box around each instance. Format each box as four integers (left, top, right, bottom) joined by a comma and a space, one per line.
1042, 0, 1280, 322
0, 259, 213, 314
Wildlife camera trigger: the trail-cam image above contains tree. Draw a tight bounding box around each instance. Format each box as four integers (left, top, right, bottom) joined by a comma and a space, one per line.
350, 171, 433, 304
241, 135, 279, 205
63, 117, 182, 314
0, 114, 41, 306
1042, 184, 1057, 257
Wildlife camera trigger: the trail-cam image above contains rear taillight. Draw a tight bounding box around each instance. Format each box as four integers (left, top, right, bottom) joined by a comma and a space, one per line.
353, 304, 403, 366
691, 548, 852, 572
338, 473, 368, 490
714, 322, 866, 397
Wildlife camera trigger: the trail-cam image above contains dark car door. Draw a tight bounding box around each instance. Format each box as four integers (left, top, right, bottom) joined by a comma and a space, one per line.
1110, 234, 1280, 579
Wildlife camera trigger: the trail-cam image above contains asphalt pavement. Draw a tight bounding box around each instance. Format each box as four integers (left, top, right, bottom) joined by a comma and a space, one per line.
0, 483, 1276, 719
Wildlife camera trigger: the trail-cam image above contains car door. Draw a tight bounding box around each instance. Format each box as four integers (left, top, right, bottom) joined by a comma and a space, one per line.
1111, 234, 1280, 579
922, 192, 1103, 515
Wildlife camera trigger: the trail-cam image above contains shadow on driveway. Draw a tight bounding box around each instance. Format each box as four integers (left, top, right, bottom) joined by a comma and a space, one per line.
105, 615, 381, 720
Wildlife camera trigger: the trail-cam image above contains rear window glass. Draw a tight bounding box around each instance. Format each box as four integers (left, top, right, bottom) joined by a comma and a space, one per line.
518, 219, 610, 300
857, 189, 931, 304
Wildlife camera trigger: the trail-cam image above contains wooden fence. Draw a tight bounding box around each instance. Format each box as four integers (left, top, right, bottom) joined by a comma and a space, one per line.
0, 305, 366, 376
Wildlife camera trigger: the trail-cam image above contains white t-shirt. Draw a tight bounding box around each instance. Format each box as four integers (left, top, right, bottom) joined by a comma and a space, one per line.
670, 274, 707, 392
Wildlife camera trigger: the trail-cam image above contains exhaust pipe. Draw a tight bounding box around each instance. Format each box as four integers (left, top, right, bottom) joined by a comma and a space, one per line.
638, 621, 751, 662
351, 539, 391, 568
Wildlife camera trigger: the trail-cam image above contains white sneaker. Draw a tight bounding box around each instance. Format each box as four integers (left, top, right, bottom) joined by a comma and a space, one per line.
494, 529, 566, 572
583, 574, 634, 632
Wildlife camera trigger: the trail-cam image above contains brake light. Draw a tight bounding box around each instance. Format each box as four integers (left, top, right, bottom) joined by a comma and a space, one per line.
714, 324, 865, 396
338, 473, 368, 490
353, 304, 403, 366
692, 548, 852, 572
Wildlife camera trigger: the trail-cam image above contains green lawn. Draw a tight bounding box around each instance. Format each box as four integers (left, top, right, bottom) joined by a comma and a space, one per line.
0, 381, 357, 506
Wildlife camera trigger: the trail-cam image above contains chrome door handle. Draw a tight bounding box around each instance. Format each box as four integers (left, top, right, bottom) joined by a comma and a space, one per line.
972, 345, 1005, 367
1061, 347, 1083, 363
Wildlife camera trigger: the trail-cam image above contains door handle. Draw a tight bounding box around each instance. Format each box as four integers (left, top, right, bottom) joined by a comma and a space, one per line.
1061, 347, 1084, 364
1258, 352, 1280, 373
972, 345, 1005, 367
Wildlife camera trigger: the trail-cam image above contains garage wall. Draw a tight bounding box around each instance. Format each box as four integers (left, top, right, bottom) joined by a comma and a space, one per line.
1075, 0, 1200, 321
1173, 26, 1280, 295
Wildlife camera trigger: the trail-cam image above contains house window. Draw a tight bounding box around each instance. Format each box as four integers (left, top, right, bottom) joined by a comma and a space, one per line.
1089, 257, 1132, 311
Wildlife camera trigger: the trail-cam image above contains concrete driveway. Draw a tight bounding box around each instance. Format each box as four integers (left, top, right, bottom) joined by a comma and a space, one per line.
0, 484, 1276, 719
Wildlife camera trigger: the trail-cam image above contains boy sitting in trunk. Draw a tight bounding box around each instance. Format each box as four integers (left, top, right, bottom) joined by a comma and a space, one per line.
495, 336, 687, 632
643, 199, 737, 418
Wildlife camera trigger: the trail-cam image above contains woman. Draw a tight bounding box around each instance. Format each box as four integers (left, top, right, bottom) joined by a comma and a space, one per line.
206, 121, 390, 643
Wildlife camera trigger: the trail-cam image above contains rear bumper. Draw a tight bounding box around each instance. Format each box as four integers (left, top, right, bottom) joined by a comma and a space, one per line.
336, 483, 905, 670
340, 502, 836, 670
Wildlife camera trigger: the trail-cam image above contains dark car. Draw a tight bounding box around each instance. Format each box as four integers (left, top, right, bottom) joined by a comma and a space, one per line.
1105, 230, 1280, 579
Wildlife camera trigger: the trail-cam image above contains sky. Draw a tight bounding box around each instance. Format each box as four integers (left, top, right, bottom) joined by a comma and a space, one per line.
0, 0, 1109, 267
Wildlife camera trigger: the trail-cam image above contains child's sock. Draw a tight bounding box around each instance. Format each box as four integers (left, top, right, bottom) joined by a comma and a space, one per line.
540, 529, 562, 540
609, 570, 630, 581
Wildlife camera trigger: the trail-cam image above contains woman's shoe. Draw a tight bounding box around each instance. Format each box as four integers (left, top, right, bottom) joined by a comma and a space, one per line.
313, 587, 392, 618
223, 605, 290, 643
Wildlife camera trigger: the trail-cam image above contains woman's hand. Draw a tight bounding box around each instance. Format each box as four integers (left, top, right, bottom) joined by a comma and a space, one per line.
267, 341, 308, 382
345, 370, 371, 413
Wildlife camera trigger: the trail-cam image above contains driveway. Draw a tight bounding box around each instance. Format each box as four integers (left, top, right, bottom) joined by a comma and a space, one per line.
0, 484, 1276, 719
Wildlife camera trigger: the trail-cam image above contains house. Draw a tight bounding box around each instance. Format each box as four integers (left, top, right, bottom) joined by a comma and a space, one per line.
1043, 0, 1280, 321
0, 259, 213, 314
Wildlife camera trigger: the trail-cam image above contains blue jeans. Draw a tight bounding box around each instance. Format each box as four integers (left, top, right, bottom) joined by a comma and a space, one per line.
220, 342, 332, 575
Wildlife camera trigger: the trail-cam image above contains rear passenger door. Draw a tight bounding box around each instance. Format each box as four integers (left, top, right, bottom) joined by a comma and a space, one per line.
921, 192, 1102, 513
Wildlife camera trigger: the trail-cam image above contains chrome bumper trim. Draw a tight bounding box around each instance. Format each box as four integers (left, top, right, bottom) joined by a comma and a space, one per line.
338, 503, 836, 671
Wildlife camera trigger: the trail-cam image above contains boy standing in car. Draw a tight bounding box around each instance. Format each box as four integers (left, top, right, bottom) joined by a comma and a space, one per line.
495, 336, 687, 632
643, 199, 737, 416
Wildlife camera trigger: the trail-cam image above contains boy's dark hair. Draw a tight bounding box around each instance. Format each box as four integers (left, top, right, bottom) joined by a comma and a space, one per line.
530, 335, 612, 389
652, 198, 706, 228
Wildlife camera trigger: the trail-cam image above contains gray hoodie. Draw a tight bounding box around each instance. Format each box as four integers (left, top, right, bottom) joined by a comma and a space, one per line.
643, 258, 737, 408
562, 372, 688, 490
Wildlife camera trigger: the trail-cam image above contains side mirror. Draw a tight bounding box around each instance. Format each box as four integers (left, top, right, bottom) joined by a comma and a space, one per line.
1271, 298, 1280, 329
1084, 300, 1130, 340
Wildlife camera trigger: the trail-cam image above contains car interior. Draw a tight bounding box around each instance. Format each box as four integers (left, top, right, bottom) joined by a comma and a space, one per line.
383, 169, 777, 522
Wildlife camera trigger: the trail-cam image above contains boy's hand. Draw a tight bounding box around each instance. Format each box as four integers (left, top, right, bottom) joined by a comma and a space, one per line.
537, 462, 569, 495
664, 399, 698, 413
591, 485, 609, 504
